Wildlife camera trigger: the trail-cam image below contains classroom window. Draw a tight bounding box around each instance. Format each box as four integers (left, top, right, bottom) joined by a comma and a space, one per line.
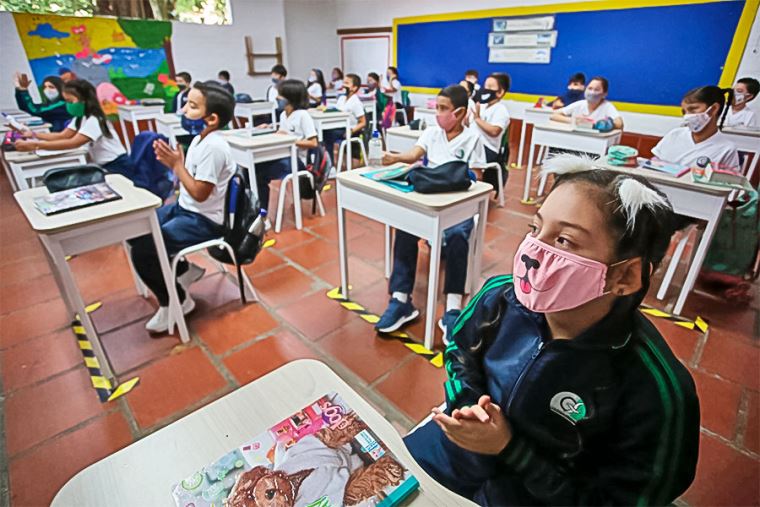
0, 0, 232, 24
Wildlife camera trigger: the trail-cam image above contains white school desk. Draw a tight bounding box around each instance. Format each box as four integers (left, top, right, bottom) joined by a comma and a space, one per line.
386, 125, 424, 153
14, 175, 190, 382
362, 96, 378, 132
117, 104, 165, 154
308, 109, 353, 170
53, 359, 473, 507
221, 130, 300, 231
722, 127, 760, 182
516, 106, 554, 168
233, 101, 276, 129
155, 114, 188, 146
414, 107, 437, 127
600, 163, 732, 315
337, 169, 491, 350
0, 122, 52, 134
3, 146, 89, 191
524, 122, 622, 201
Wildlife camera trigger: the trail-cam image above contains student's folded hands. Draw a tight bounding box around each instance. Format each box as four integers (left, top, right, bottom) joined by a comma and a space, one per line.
14, 139, 37, 152
432, 395, 512, 455
153, 138, 184, 171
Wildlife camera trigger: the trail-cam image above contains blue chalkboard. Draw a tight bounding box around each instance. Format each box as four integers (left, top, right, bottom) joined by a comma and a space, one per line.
396, 1, 747, 107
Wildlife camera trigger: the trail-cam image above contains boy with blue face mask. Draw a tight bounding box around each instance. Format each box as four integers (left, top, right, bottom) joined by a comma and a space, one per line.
550, 72, 586, 109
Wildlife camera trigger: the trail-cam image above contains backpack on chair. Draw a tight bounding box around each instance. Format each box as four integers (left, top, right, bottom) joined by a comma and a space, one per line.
207, 171, 263, 267
298, 144, 330, 214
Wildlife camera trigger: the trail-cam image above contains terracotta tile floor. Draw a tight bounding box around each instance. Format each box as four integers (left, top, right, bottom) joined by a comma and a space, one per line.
1, 151, 758, 506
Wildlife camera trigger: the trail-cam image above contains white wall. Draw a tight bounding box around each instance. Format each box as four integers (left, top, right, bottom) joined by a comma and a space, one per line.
335, 0, 760, 136
284, 0, 340, 82
0, 0, 288, 109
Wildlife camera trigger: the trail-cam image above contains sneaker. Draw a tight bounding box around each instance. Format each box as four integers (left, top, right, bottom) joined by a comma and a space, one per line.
439, 309, 461, 346
178, 262, 205, 293
375, 297, 419, 333
145, 296, 196, 334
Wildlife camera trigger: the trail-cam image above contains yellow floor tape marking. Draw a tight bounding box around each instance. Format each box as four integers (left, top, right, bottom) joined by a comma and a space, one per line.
323, 184, 332, 191
84, 356, 100, 369
107, 377, 140, 402
263, 239, 276, 249
91, 376, 112, 390
77, 339, 92, 350
640, 306, 709, 334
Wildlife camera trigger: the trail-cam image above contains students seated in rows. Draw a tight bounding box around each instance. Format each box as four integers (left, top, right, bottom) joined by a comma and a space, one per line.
13, 72, 71, 132
323, 73, 367, 168
217, 70, 234, 95
652, 85, 740, 170
256, 80, 318, 213
464, 69, 481, 92
404, 155, 699, 506
725, 77, 758, 128
550, 72, 586, 109
377, 85, 486, 336
14, 79, 130, 173
307, 68, 326, 108
130, 81, 236, 333
551, 76, 623, 130
329, 67, 344, 93
471, 72, 511, 194
173, 71, 205, 147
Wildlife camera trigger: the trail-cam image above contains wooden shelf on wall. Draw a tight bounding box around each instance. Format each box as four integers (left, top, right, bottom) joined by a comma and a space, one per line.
245, 36, 283, 76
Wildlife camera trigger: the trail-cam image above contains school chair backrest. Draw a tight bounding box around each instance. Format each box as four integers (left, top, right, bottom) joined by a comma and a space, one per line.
43, 165, 106, 192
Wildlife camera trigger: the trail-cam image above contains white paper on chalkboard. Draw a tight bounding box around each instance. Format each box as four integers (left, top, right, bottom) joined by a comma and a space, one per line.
492, 16, 555, 32
488, 31, 557, 48
489, 47, 551, 64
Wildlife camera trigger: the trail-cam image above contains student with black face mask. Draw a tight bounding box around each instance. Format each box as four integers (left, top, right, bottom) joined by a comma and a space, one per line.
471, 73, 511, 196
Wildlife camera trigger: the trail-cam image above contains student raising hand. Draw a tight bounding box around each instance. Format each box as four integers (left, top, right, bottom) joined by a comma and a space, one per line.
432, 395, 512, 455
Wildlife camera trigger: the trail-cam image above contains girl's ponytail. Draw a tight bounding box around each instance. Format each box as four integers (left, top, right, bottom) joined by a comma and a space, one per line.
719, 87, 733, 130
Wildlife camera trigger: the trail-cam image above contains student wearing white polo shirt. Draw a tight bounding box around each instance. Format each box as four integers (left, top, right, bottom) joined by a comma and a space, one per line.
471, 72, 511, 196
551, 76, 624, 130
255, 79, 319, 212
307, 68, 326, 108
14, 79, 130, 174
725, 77, 759, 128
129, 81, 236, 334
377, 85, 486, 340
322, 73, 367, 167
653, 85, 740, 170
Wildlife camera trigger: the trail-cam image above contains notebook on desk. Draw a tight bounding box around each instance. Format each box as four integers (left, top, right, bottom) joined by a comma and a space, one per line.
33, 183, 122, 216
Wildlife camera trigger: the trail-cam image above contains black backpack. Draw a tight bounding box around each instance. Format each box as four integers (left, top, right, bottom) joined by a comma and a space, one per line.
298, 144, 330, 214
207, 171, 263, 266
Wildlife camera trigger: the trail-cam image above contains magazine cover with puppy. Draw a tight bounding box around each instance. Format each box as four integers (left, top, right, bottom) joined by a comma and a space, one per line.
172, 392, 419, 507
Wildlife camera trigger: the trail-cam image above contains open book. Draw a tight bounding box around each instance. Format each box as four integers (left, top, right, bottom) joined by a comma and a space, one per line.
171, 392, 419, 507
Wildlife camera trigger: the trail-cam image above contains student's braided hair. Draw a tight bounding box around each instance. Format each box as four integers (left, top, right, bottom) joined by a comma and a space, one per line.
683, 85, 734, 130
541, 154, 677, 307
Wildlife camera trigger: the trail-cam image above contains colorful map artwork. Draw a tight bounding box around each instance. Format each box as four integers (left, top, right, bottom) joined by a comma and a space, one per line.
13, 13, 178, 115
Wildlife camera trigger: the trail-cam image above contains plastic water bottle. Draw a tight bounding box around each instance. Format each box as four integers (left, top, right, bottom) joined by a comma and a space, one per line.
248, 209, 268, 237
368, 130, 383, 168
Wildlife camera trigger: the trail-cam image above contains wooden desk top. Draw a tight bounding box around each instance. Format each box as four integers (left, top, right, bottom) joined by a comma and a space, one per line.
14, 174, 161, 233
338, 167, 492, 211
52, 359, 472, 507
598, 163, 733, 195
386, 125, 425, 139
4, 146, 89, 163
223, 131, 297, 149
536, 121, 622, 138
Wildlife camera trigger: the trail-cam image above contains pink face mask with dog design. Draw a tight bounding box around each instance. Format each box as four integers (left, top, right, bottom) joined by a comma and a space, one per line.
513, 235, 626, 313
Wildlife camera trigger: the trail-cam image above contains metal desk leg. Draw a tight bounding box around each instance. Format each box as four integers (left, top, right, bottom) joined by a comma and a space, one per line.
673, 209, 722, 315
470, 199, 489, 294
154, 214, 190, 343
384, 225, 392, 279
337, 190, 350, 299
42, 236, 116, 381
522, 138, 537, 202
425, 220, 443, 350
346, 120, 353, 172
517, 119, 527, 168
291, 145, 303, 230
119, 116, 131, 154
247, 151, 259, 202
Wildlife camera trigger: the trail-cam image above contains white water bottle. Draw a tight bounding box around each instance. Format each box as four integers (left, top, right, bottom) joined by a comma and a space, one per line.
248, 209, 268, 237
368, 130, 383, 168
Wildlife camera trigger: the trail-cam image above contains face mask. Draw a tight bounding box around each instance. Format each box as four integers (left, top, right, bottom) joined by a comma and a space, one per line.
513, 235, 626, 313
478, 89, 498, 104
43, 89, 60, 101
734, 91, 746, 105
367, 82, 377, 90
65, 101, 85, 118
308, 75, 316, 83
436, 107, 463, 131
271, 77, 280, 84
276, 98, 287, 110
177, 83, 187, 91
683, 105, 715, 133
584, 90, 603, 104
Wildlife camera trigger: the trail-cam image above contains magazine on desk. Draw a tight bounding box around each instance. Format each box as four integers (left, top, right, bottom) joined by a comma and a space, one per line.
33, 183, 121, 216
171, 392, 419, 507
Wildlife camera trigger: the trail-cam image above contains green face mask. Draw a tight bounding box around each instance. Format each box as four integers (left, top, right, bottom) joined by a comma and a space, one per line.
66, 101, 86, 118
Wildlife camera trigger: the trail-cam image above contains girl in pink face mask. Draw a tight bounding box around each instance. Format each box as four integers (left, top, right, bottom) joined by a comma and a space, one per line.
404, 154, 701, 507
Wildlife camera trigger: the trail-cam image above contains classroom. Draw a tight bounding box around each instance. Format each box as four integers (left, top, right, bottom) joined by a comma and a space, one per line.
0, 0, 758, 505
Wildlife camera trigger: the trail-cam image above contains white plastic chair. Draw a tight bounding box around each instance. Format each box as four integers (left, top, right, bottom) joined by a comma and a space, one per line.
483, 161, 506, 208
335, 137, 368, 173
274, 171, 326, 233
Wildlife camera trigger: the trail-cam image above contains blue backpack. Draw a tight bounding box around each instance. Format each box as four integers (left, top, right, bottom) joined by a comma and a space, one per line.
128, 131, 175, 200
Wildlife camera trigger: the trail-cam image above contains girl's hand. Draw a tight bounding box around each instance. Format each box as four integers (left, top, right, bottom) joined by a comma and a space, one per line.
14, 139, 38, 152
381, 152, 397, 166
433, 395, 512, 455
153, 139, 184, 172
14, 72, 30, 90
